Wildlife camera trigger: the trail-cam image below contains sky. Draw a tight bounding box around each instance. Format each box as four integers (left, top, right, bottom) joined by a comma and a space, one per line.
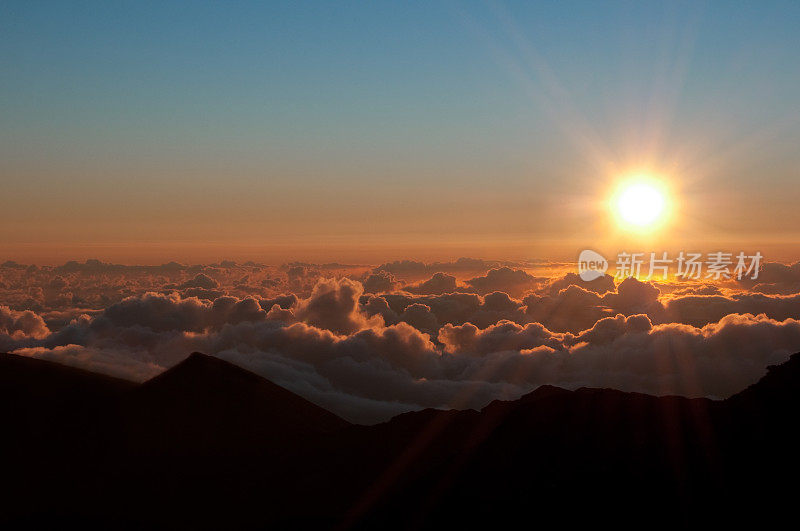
5, 1, 800, 425
2, 0, 800, 264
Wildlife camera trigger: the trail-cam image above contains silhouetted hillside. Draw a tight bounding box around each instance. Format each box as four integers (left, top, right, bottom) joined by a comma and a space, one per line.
2, 351, 800, 528
727, 350, 800, 408
0, 354, 134, 453
120, 352, 349, 456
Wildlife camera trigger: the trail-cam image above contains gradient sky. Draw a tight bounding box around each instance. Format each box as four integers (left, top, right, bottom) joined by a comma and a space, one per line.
2, 0, 799, 264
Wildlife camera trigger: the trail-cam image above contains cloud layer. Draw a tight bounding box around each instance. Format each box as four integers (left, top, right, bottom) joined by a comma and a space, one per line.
3, 258, 800, 424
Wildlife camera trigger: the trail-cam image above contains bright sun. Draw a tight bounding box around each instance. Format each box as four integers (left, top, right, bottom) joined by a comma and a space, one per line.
611, 178, 670, 231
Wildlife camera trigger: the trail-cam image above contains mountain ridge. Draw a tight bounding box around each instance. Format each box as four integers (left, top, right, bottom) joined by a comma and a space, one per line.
1, 350, 799, 528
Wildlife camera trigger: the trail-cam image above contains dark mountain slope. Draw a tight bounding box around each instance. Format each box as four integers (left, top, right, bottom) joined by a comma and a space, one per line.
119, 352, 349, 456
726, 351, 800, 409
0, 353, 134, 451
2, 351, 800, 528
347, 356, 800, 528
340, 385, 725, 528
0, 352, 135, 402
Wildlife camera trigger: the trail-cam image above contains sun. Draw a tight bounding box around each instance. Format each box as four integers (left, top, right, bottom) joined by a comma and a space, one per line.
610, 177, 671, 232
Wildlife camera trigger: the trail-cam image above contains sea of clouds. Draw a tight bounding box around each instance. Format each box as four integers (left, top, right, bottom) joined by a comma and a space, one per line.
3, 257, 800, 424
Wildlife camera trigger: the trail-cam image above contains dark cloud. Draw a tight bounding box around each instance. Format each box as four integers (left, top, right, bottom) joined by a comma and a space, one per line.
361, 270, 399, 294
604, 277, 665, 318
738, 261, 800, 294
375, 258, 498, 279
55, 259, 188, 274
179, 273, 220, 290
663, 292, 800, 328
294, 278, 378, 334
464, 267, 541, 296
670, 284, 723, 296
403, 272, 458, 295
439, 320, 563, 357
259, 294, 298, 310
544, 272, 616, 295
398, 303, 439, 335
0, 306, 50, 339
523, 286, 609, 333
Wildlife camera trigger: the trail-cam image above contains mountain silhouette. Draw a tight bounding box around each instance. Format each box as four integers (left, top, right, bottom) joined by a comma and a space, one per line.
119, 352, 348, 456
2, 351, 800, 528
0, 354, 134, 456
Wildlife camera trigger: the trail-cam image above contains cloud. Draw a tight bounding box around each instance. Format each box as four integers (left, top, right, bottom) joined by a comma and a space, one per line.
0, 306, 50, 340
54, 259, 189, 274
5, 263, 800, 425
361, 270, 399, 294
259, 293, 298, 310
439, 320, 563, 356
464, 267, 541, 296
604, 277, 665, 318
663, 292, 800, 327
398, 303, 439, 335
294, 277, 379, 334
179, 273, 220, 290
375, 258, 496, 278
569, 312, 653, 345
442, 312, 800, 399
523, 285, 609, 333
378, 292, 483, 328
544, 272, 616, 295
403, 272, 458, 295
670, 284, 723, 296
99, 292, 210, 332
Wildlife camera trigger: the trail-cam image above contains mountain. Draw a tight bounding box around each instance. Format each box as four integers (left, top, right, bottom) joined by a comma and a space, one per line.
119, 352, 349, 456
2, 351, 800, 528
336, 385, 725, 528
726, 350, 800, 409
0, 353, 135, 452
0, 352, 135, 404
